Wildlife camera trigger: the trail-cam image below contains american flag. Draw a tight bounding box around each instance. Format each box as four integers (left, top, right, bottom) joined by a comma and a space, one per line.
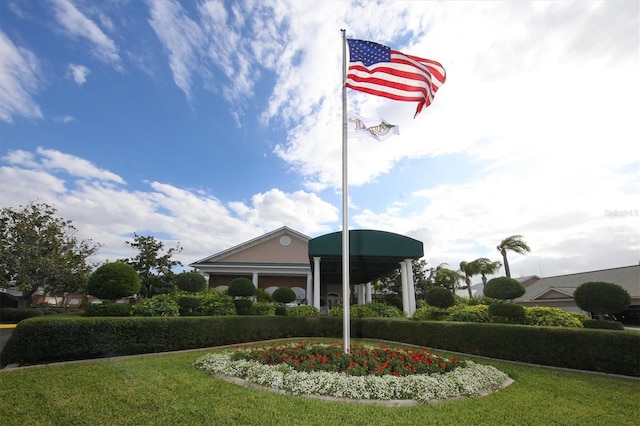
346, 39, 446, 117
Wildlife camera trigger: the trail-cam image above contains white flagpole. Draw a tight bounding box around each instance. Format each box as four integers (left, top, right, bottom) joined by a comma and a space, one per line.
341, 29, 350, 354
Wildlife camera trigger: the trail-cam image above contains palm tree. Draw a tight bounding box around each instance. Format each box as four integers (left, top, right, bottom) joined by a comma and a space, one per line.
459, 261, 479, 298
471, 257, 502, 285
496, 235, 531, 278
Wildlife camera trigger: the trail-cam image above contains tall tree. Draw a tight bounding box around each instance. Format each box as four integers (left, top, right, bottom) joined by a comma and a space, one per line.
0, 203, 101, 307
471, 257, 502, 285
123, 233, 182, 297
459, 260, 479, 298
496, 235, 531, 278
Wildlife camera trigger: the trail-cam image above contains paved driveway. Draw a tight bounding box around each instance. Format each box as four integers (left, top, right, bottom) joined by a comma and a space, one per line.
0, 326, 15, 355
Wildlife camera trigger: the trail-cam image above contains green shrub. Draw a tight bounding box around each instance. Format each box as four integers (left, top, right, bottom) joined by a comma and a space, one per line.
424, 287, 455, 309
251, 302, 276, 316
583, 319, 625, 330
227, 278, 256, 298
327, 303, 405, 318
174, 272, 207, 293
272, 287, 297, 304
574, 281, 631, 319
275, 306, 287, 316
489, 303, 526, 324
285, 305, 320, 317
447, 304, 490, 323
233, 299, 253, 315
177, 296, 201, 316
484, 277, 525, 300
132, 295, 179, 317
0, 307, 44, 323
2, 316, 639, 377
87, 261, 140, 301
84, 302, 132, 317
199, 290, 235, 316
255, 288, 273, 302
412, 305, 449, 321
524, 306, 584, 328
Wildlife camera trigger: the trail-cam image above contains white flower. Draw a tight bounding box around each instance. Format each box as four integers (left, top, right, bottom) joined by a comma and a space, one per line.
194, 352, 509, 403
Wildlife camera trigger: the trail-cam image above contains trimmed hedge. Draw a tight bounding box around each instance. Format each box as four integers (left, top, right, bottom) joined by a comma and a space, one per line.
0, 316, 343, 367
2, 316, 638, 377
353, 320, 640, 377
583, 319, 625, 330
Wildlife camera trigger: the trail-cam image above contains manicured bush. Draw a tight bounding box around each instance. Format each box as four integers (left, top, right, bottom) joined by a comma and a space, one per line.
275, 306, 287, 316
251, 302, 276, 316
132, 295, 179, 317
3, 316, 639, 377
574, 281, 631, 319
272, 287, 297, 304
286, 305, 321, 317
84, 302, 132, 317
411, 305, 449, 321
87, 261, 141, 301
424, 287, 455, 309
583, 319, 625, 330
227, 278, 256, 298
199, 290, 235, 316
255, 288, 273, 302
177, 296, 201, 316
328, 303, 405, 318
484, 277, 525, 300
489, 303, 526, 324
233, 299, 253, 315
524, 306, 584, 328
174, 272, 207, 293
446, 304, 490, 323
0, 307, 44, 323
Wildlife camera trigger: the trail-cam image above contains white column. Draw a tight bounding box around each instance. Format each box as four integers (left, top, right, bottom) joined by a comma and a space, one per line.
252, 272, 258, 288
357, 284, 365, 305
365, 282, 372, 303
405, 259, 416, 316
306, 272, 313, 305
400, 261, 410, 316
313, 257, 321, 309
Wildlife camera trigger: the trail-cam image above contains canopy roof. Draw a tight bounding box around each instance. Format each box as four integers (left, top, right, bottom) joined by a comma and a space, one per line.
308, 229, 424, 284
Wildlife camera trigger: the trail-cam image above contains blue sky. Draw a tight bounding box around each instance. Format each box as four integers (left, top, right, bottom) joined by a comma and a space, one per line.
1, 0, 638, 280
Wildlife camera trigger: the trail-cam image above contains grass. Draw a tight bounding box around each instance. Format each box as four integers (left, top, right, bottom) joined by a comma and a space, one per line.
1, 339, 639, 426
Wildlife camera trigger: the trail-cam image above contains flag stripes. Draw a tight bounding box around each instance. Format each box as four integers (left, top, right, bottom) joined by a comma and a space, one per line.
346, 39, 446, 117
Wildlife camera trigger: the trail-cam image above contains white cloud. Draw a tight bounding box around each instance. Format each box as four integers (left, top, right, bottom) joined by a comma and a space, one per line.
3, 148, 125, 184
67, 64, 90, 85
0, 149, 340, 267
0, 30, 43, 122
147, 0, 204, 101
54, 115, 75, 123
51, 0, 122, 69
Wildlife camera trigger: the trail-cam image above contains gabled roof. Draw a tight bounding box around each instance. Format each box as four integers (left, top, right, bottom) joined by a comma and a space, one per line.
516, 264, 640, 302
190, 226, 310, 266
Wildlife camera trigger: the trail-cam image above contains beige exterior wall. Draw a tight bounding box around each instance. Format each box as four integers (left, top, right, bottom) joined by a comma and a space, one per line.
221, 236, 309, 264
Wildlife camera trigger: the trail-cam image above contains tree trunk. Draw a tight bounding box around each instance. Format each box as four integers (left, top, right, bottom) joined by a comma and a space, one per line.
501, 251, 511, 278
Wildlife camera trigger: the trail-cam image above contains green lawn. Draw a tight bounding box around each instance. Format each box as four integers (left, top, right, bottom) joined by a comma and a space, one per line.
1, 340, 638, 426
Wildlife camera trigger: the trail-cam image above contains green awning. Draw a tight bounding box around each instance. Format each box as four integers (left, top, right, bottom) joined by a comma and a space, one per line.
308, 229, 423, 284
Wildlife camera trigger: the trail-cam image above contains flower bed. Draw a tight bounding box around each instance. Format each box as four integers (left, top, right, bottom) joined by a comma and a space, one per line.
194, 342, 510, 403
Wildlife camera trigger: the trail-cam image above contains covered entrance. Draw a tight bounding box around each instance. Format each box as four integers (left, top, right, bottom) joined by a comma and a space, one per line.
308, 229, 424, 316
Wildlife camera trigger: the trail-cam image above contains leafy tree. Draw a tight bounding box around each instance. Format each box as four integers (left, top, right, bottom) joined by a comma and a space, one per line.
175, 271, 207, 293
377, 259, 430, 297
574, 281, 631, 320
483, 276, 525, 301
272, 287, 296, 304
427, 265, 462, 293
123, 233, 182, 297
0, 203, 101, 307
227, 277, 256, 298
424, 287, 455, 309
496, 235, 530, 278
87, 261, 140, 301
